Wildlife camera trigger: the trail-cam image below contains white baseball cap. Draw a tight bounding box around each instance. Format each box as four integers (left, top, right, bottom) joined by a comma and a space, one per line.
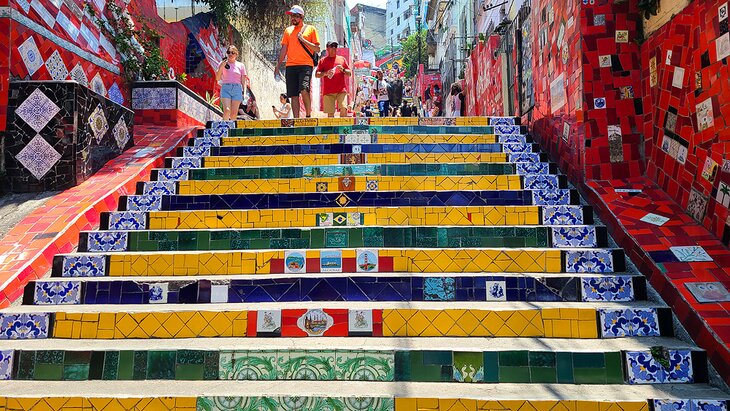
286, 5, 305, 15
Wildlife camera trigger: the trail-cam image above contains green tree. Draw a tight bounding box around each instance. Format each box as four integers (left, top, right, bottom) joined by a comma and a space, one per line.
401, 29, 427, 78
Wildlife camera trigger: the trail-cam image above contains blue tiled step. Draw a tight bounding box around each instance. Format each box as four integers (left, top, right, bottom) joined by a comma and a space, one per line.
99, 205, 596, 231
176, 143, 542, 158
78, 226, 609, 253
119, 189, 581, 212
150, 162, 561, 182
26, 274, 646, 306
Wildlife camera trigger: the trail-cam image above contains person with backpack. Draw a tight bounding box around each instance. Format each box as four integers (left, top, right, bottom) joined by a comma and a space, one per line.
273, 5, 320, 118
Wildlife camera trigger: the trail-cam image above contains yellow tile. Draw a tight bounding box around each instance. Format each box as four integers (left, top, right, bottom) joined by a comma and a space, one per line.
396, 398, 419, 411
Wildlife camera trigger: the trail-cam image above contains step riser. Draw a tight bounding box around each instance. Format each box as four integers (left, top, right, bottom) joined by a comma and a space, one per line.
191, 134, 529, 147
78, 226, 609, 253
0, 348, 706, 385
0, 307, 673, 340
101, 206, 595, 231
52, 249, 626, 278
26, 275, 645, 306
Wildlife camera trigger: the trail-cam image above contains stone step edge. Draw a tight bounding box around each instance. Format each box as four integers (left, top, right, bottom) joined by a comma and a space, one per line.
0, 381, 727, 402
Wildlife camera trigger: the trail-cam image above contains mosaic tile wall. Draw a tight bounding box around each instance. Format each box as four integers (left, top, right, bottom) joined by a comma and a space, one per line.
464, 35, 504, 117
641, 0, 730, 241
132, 81, 222, 128
4, 81, 133, 192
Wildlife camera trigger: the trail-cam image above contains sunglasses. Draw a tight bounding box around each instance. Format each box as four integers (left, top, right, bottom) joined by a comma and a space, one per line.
227, 51, 237, 55
291, 14, 302, 18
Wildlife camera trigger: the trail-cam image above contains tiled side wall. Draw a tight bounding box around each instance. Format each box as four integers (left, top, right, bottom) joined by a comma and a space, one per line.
641, 0, 730, 241
464, 35, 504, 117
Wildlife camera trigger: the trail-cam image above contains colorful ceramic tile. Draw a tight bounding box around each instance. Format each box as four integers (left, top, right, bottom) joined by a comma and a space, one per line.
18, 36, 43, 76
171, 157, 202, 170
15, 88, 61, 132
108, 211, 146, 230
485, 280, 506, 301
499, 135, 526, 144
195, 137, 222, 147
696, 97, 715, 131
453, 351, 484, 383
316, 182, 328, 192
598, 308, 661, 338
126, 195, 162, 212
542, 206, 584, 225
112, 119, 130, 150
670, 246, 713, 262
33, 280, 81, 305
91, 73, 107, 97
693, 400, 728, 411
495, 125, 520, 135
0, 350, 13, 380
581, 276, 633, 302
356, 249, 378, 273
502, 143, 532, 154
62, 255, 106, 277
702, 157, 719, 182
551, 226, 597, 247
531, 189, 571, 206
640, 213, 670, 226
86, 231, 128, 252
523, 175, 559, 190
148, 283, 168, 304
348, 309, 373, 334
509, 153, 540, 163
366, 180, 379, 191
516, 162, 549, 175
685, 282, 730, 303
15, 135, 62, 180
70, 63, 89, 87
210, 284, 229, 303
143, 181, 176, 196
687, 189, 709, 223
45, 50, 68, 80
183, 146, 211, 157
320, 250, 342, 272
0, 313, 50, 339
256, 310, 281, 335
593, 97, 607, 109
423, 277, 456, 301
108, 83, 124, 105
88, 104, 109, 143
284, 250, 306, 274
615, 30, 629, 43
297, 309, 333, 336
157, 168, 189, 181
626, 350, 693, 384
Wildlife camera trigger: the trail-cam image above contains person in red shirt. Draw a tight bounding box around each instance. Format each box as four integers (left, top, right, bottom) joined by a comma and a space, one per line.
315, 41, 352, 117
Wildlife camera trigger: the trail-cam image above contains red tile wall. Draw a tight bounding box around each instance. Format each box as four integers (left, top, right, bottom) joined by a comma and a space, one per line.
641, 0, 730, 241
464, 35, 504, 117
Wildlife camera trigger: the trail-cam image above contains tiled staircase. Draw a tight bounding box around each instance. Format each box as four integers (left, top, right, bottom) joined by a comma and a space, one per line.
1, 117, 728, 410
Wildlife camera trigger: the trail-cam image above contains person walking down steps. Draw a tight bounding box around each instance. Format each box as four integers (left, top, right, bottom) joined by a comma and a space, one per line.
374, 70, 390, 118
216, 45, 249, 121
274, 4, 321, 118
316, 41, 352, 118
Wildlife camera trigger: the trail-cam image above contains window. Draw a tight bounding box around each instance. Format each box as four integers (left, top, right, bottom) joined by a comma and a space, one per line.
397, 16, 400, 25
390, 12, 393, 17
403, 8, 411, 19
391, 29, 394, 35
396, 0, 399, 8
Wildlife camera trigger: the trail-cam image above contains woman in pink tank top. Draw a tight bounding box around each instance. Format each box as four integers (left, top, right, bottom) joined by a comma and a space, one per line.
216, 45, 249, 121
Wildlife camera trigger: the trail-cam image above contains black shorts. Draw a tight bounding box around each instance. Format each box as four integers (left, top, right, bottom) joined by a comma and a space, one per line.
285, 65, 313, 97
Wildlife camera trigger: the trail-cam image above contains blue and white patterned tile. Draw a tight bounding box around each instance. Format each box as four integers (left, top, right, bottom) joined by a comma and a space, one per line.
502, 143, 532, 154
70, 63, 89, 87
157, 168, 189, 181
204, 122, 233, 138
171, 157, 202, 169
62, 255, 106, 277
108, 82, 124, 106
87, 104, 109, 143
489, 117, 516, 126
652, 399, 690, 411
108, 211, 146, 230
581, 276, 634, 302
532, 189, 571, 206
498, 135, 526, 144
0, 350, 13, 379
509, 153, 540, 163
148, 283, 169, 304
626, 350, 693, 384
15, 88, 61, 133
34, 280, 81, 304
18, 36, 43, 76
131, 87, 176, 110
45, 50, 68, 81
126, 195, 162, 212
599, 308, 660, 338
670, 246, 713, 262
143, 181, 176, 196
516, 162, 549, 175
565, 249, 614, 273
485, 280, 506, 301
0, 313, 50, 339
86, 231, 128, 252
183, 146, 211, 157
542, 205, 584, 225
524, 175, 560, 190
693, 400, 728, 411
16, 135, 62, 180
112, 119, 130, 150
194, 137, 222, 147
495, 125, 520, 134
552, 226, 597, 247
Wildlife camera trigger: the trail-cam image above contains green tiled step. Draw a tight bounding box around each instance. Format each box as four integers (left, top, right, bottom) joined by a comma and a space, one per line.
150, 163, 561, 182
78, 226, 608, 253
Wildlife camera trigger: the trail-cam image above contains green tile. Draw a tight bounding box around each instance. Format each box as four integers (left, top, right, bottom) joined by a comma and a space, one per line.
325, 230, 348, 248
104, 351, 121, 380
36, 350, 63, 364
34, 363, 63, 380
604, 352, 624, 383
147, 351, 176, 380
498, 366, 530, 383
310, 229, 325, 248
15, 351, 36, 380
64, 351, 91, 364
573, 352, 605, 368
175, 364, 204, 380
63, 364, 90, 381
453, 351, 483, 382
573, 368, 607, 384
203, 352, 220, 380
408, 352, 443, 382
421, 351, 452, 365
394, 351, 410, 381
132, 351, 147, 380
528, 352, 556, 367
529, 366, 556, 383
555, 352, 574, 383
482, 352, 499, 383
177, 350, 204, 364
499, 351, 528, 367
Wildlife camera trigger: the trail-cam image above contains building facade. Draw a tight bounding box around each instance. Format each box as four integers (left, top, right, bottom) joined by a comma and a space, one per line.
385, 0, 427, 45
350, 3, 387, 62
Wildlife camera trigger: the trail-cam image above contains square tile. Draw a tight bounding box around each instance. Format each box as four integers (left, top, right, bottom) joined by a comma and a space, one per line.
599, 55, 612, 67
670, 246, 713, 262
348, 309, 373, 333
16, 88, 61, 132
15, 135, 62, 180
87, 231, 128, 252
317, 213, 333, 227
148, 283, 168, 303
640, 213, 669, 226
62, 255, 106, 277
18, 36, 43, 76
593, 98, 606, 109
320, 250, 342, 272
356, 249, 378, 273
686, 189, 708, 222
366, 180, 378, 192
91, 73, 107, 97
316, 182, 328, 192
685, 282, 730, 303
210, 284, 229, 303
453, 351, 483, 382
485, 280, 506, 301
338, 177, 355, 192
34, 280, 81, 305
0, 313, 50, 339
615, 30, 629, 43
112, 119, 130, 150
126, 195, 162, 212
296, 309, 334, 336
284, 250, 307, 274
88, 104, 109, 143
70, 63, 89, 87
45, 50, 68, 80
352, 145, 362, 154
108, 212, 146, 230
581, 276, 633, 302
423, 277, 456, 301
256, 309, 282, 335
599, 308, 660, 338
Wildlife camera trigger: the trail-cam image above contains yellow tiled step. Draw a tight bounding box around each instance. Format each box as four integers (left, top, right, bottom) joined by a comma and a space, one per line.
81, 248, 565, 276
233, 116, 492, 128
203, 153, 508, 168
177, 175, 523, 195
217, 134, 501, 146
139, 206, 546, 230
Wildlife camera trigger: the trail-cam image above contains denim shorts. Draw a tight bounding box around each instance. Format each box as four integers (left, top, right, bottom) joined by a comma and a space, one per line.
221, 83, 243, 101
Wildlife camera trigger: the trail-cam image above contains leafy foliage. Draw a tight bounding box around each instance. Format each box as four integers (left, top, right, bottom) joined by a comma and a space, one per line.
400, 29, 428, 77
87, 0, 168, 83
